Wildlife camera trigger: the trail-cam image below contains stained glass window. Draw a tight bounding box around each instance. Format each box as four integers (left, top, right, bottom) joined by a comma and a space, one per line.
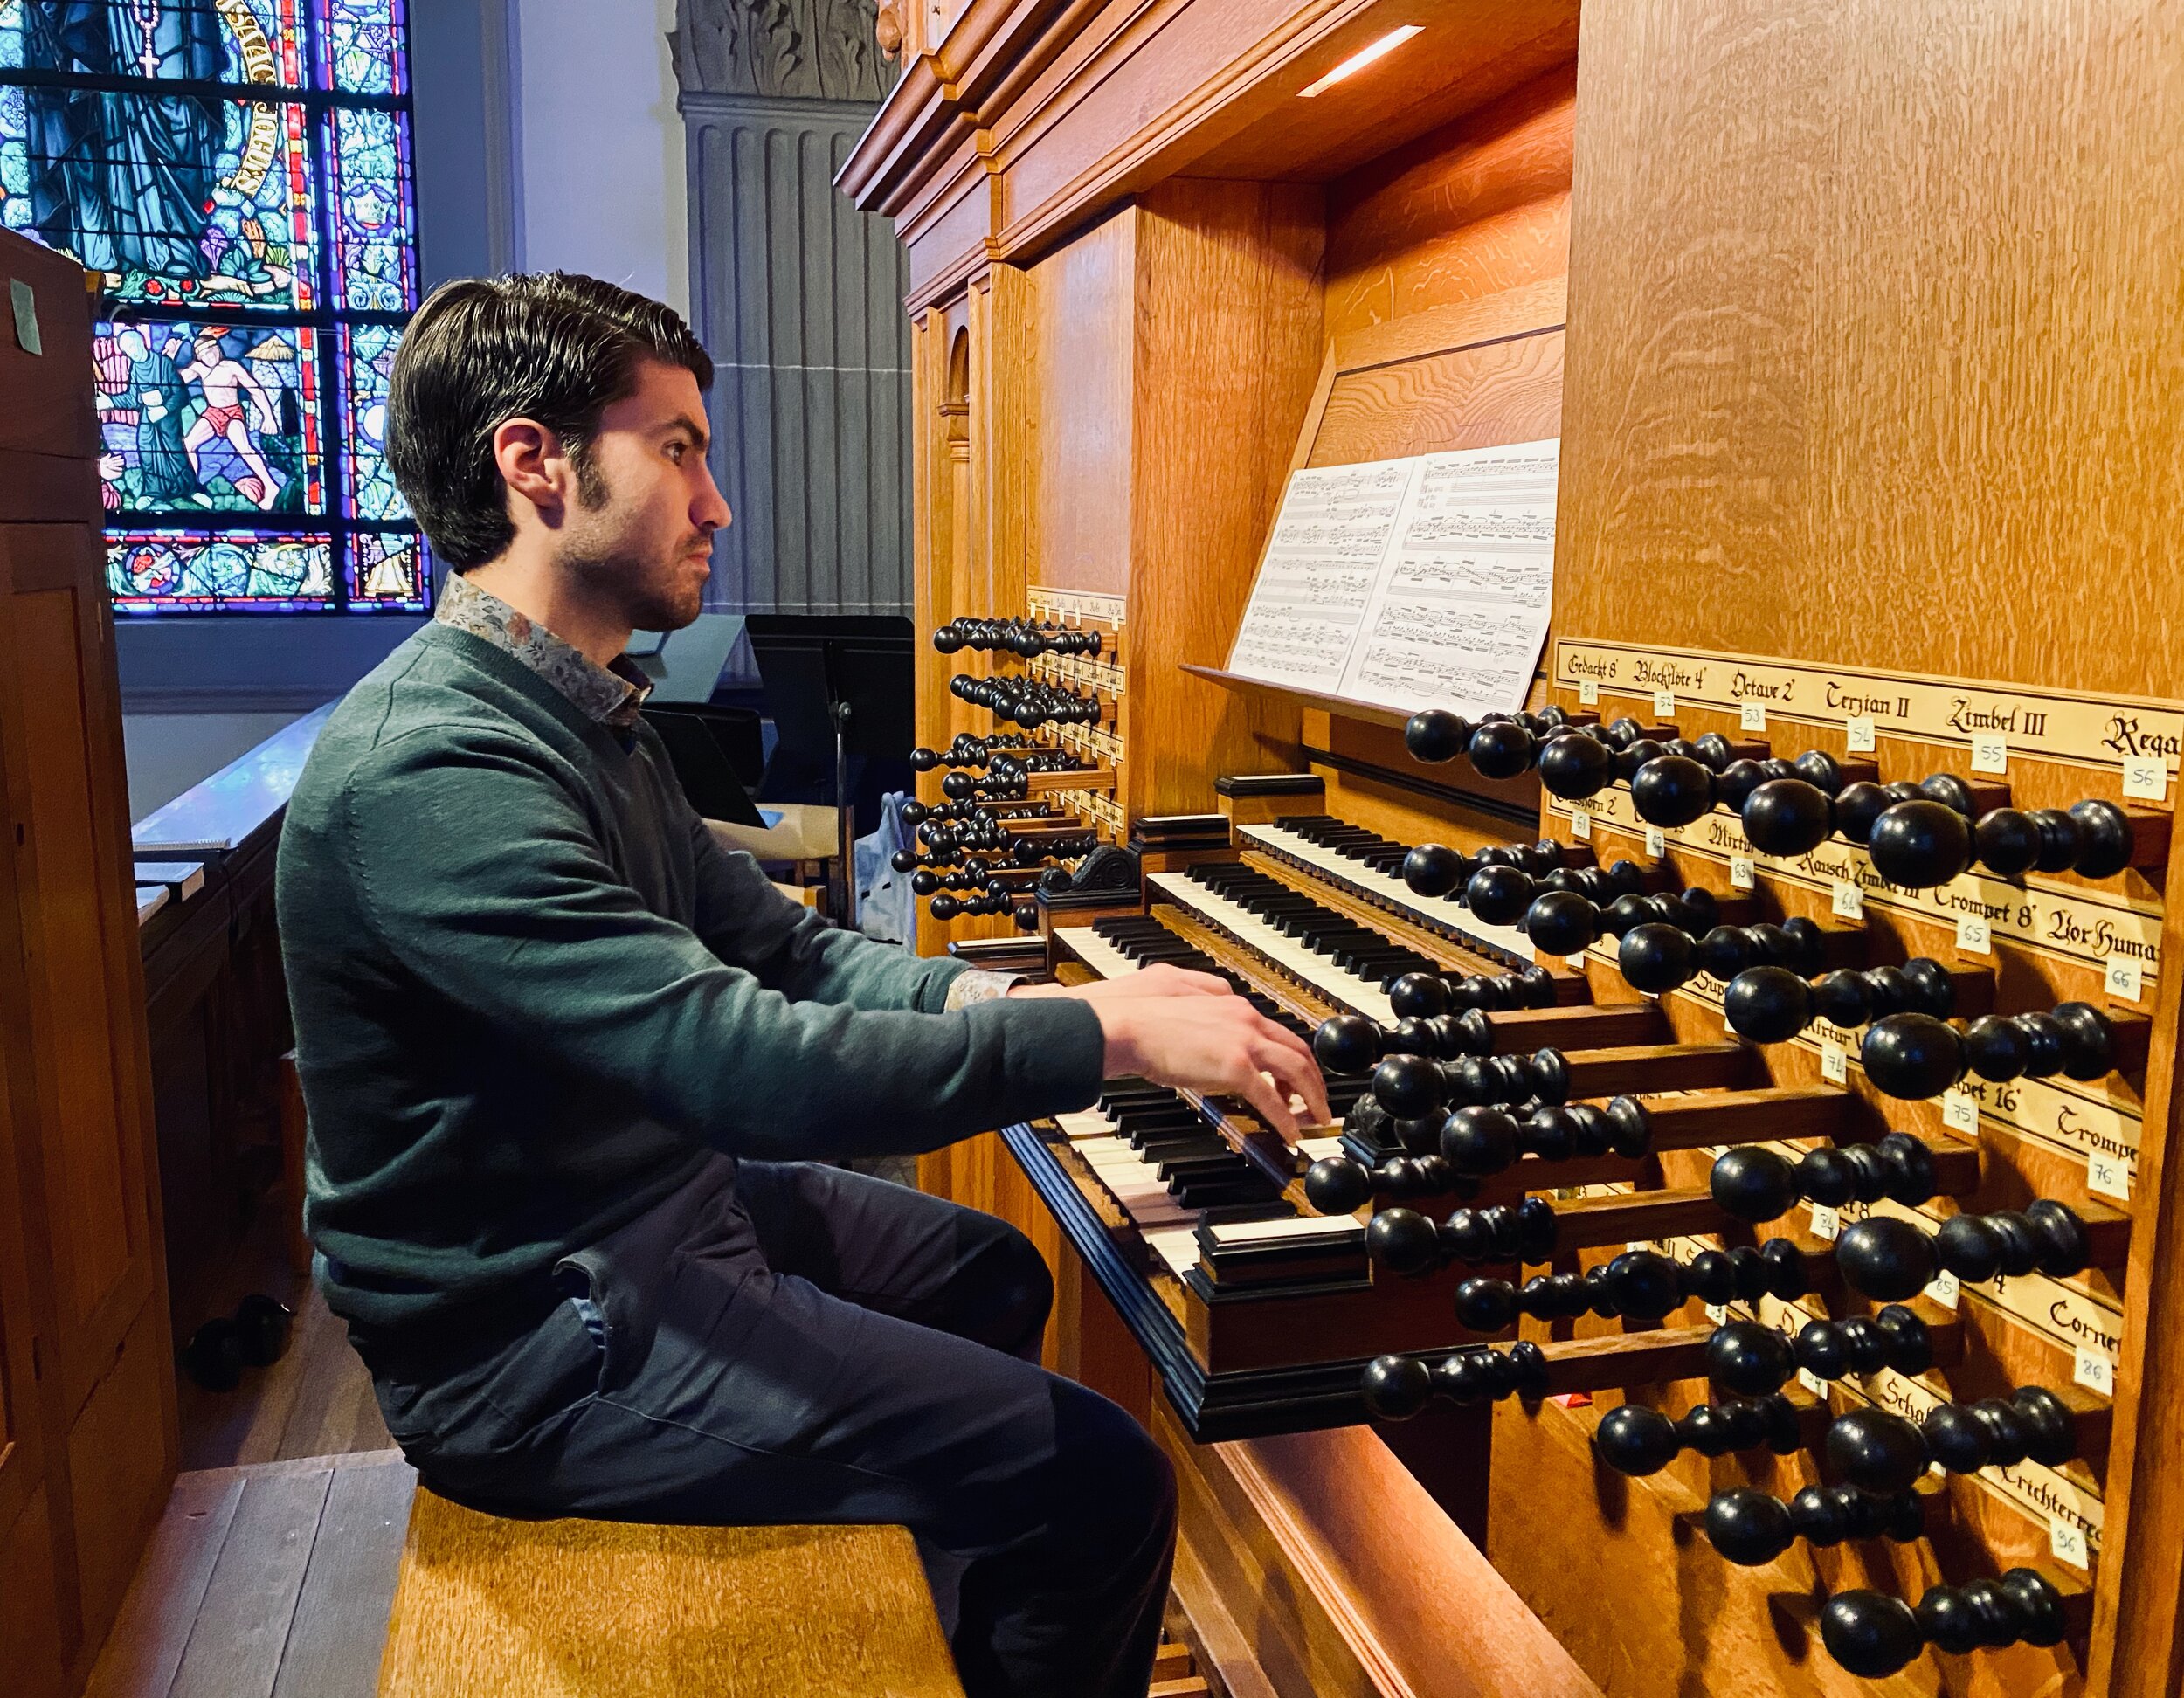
0, 0, 423, 612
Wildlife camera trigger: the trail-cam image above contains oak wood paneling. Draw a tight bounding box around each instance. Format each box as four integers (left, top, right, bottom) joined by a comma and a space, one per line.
1307, 327, 1564, 466
1033, 209, 1137, 597
1125, 180, 1324, 815
1324, 60, 1576, 342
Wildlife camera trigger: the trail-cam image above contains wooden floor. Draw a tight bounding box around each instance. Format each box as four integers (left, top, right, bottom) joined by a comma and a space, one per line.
178, 1204, 391, 1471
86, 1452, 417, 1698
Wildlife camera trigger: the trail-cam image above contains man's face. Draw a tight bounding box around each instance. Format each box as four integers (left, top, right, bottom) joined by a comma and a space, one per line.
554, 357, 730, 633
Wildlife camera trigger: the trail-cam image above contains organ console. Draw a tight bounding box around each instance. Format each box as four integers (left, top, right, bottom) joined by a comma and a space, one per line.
846, 0, 2184, 1691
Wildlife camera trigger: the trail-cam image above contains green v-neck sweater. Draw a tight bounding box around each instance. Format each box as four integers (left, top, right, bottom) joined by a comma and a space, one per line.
276, 623, 1106, 1332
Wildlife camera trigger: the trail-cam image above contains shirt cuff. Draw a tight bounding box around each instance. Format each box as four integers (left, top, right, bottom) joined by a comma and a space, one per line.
944, 969, 1023, 1011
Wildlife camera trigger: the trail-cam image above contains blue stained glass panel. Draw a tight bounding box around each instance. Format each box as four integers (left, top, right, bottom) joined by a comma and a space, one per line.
0, 1, 301, 81
315, 0, 404, 95
1, 85, 317, 309
108, 528, 335, 610
4, 0, 418, 611
336, 321, 402, 520
345, 531, 423, 607
97, 318, 322, 514
326, 104, 411, 311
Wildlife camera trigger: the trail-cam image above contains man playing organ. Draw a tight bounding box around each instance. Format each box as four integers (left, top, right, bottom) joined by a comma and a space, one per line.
274, 270, 1330, 1698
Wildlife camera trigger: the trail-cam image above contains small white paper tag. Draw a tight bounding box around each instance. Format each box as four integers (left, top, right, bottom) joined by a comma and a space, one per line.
1646, 825, 1666, 858
1797, 1367, 1827, 1397
1571, 809, 1592, 840
2105, 955, 2144, 1003
2049, 1515, 2091, 1570
1942, 1091, 1980, 1134
1832, 879, 1864, 920
1654, 688, 1676, 719
2123, 757, 2167, 803
1956, 914, 1991, 956
1821, 1040, 1847, 1084
1971, 735, 2009, 775
1579, 678, 1600, 707
1809, 1204, 1842, 1240
1925, 1269, 1961, 1310
1705, 1303, 1729, 1325
2074, 1343, 2116, 1398
1845, 716, 1876, 754
2089, 1149, 2132, 1201
1739, 701, 1766, 732
1730, 855, 1755, 891
1568, 953, 1590, 970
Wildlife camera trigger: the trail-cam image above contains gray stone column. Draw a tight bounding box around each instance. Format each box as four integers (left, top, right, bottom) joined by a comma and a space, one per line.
674, 2, 912, 615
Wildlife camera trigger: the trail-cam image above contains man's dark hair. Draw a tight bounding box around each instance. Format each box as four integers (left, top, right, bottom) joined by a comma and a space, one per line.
386, 272, 714, 570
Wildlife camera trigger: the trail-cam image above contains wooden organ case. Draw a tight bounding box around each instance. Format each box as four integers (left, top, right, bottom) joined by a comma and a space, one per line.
845, 3, 2184, 1695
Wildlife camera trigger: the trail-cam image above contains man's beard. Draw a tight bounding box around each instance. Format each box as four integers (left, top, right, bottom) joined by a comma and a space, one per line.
563, 537, 708, 632
559, 453, 708, 632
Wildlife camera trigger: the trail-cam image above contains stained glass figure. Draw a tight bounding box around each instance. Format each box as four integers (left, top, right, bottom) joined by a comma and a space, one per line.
345, 530, 422, 608
3, 0, 418, 611
108, 528, 335, 611
316, 0, 400, 96
337, 319, 400, 520
326, 105, 410, 311
97, 318, 321, 512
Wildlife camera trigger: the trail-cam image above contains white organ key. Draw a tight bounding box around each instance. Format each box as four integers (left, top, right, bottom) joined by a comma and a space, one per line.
1056, 925, 1139, 981
1144, 1227, 1204, 1277
1147, 872, 1399, 1025
1238, 822, 1534, 962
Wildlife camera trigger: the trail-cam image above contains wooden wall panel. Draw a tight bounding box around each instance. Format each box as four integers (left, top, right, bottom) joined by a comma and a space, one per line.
1323, 60, 1576, 343
1556, 0, 2184, 699
1307, 327, 1564, 466
1033, 211, 1137, 597
1123, 180, 1324, 816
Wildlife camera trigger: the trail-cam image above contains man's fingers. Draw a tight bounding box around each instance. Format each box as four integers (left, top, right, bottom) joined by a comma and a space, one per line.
1231, 1066, 1300, 1141
1254, 1038, 1332, 1129
1140, 964, 1232, 997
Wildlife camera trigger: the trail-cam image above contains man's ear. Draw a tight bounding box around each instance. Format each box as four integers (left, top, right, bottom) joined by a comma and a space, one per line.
493, 418, 569, 527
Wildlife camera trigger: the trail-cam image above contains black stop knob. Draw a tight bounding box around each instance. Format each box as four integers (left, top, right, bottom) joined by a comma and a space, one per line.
1618, 922, 1694, 995
1631, 755, 1717, 828
1709, 1145, 1799, 1223
1723, 965, 1815, 1043
1465, 864, 1536, 926
1524, 890, 1600, 956
1403, 842, 1469, 899
2070, 799, 2135, 880
1303, 1156, 1373, 1214
1704, 1320, 1795, 1397
1861, 1013, 1965, 1100
1312, 1014, 1381, 1074
1833, 781, 1890, 846
1868, 799, 1974, 888
1593, 1403, 1679, 1476
1441, 1107, 1522, 1177
1361, 1354, 1433, 1420
1740, 779, 1835, 857
1704, 1487, 1795, 1566
1468, 720, 1535, 779
1973, 807, 2041, 876
1825, 1405, 1930, 1494
1835, 1215, 1939, 1301
1365, 1207, 1442, 1275
1821, 1590, 1925, 1679
1537, 731, 1614, 800
1404, 709, 1471, 764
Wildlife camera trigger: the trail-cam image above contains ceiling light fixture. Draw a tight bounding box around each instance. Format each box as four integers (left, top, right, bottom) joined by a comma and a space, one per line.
1297, 25, 1422, 98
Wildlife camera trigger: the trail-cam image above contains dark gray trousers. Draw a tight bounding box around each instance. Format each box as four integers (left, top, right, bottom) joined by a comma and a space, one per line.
351, 1156, 1177, 1698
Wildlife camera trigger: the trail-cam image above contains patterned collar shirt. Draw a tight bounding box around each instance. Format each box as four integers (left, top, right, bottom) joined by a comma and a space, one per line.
432, 570, 1018, 1011
434, 569, 653, 731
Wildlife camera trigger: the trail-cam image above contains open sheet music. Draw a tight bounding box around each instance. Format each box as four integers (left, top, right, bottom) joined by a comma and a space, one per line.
1225, 440, 1559, 718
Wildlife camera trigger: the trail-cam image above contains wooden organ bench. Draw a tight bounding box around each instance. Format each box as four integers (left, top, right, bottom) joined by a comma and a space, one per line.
376, 1489, 965, 1698
845, 0, 2184, 1693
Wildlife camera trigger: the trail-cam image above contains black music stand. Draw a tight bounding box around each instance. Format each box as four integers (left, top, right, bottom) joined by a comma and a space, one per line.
743, 615, 915, 924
